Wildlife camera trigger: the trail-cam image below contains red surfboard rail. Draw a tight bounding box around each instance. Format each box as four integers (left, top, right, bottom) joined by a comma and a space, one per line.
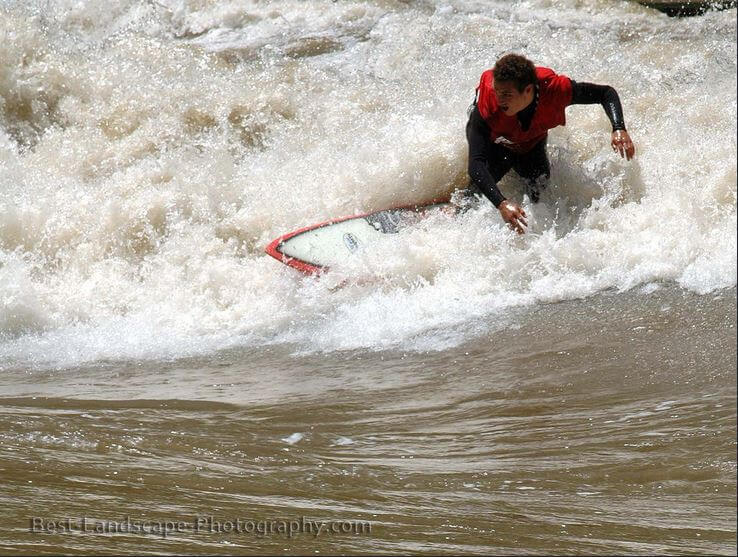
264, 196, 451, 275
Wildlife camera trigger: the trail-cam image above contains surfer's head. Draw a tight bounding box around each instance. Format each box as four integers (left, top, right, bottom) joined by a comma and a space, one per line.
492, 54, 536, 116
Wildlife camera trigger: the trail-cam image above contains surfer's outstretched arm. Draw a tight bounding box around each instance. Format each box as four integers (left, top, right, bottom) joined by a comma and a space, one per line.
570, 81, 635, 160
466, 108, 506, 208
466, 107, 528, 234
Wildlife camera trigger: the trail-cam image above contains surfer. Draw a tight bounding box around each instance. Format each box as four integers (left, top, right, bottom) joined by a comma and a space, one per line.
466, 53, 635, 234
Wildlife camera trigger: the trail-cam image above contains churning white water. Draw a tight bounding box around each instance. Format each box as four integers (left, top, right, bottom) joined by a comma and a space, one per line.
0, 0, 735, 368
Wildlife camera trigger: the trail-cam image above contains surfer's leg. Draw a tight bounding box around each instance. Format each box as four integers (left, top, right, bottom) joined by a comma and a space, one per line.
513, 138, 550, 203
486, 141, 516, 183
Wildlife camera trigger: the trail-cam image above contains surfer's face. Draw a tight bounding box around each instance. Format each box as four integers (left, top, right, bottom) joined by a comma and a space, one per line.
494, 81, 534, 116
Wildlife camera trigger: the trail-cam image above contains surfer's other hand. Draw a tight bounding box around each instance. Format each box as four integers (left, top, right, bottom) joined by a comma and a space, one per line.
499, 200, 527, 235
611, 130, 635, 160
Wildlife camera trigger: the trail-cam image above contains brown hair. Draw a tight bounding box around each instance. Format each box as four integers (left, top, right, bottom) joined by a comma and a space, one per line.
493, 54, 537, 92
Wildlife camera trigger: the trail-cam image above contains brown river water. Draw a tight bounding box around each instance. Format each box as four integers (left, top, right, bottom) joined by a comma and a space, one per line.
1, 285, 735, 555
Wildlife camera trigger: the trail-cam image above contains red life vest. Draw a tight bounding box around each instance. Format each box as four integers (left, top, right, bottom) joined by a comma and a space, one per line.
476, 66, 573, 153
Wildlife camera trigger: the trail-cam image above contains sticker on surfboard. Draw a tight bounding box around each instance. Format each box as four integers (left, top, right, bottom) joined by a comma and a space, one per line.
265, 200, 453, 275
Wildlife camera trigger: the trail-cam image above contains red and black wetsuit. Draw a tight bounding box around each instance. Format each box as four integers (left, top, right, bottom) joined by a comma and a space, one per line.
466, 66, 627, 206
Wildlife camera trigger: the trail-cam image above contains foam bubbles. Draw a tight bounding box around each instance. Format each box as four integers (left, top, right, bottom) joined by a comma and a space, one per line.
0, 0, 735, 367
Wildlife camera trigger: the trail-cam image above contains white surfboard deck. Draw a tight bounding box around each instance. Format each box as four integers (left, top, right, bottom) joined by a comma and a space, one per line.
265, 201, 452, 274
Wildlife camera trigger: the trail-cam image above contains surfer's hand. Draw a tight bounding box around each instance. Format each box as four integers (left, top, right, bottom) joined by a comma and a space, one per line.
499, 200, 527, 234
611, 130, 635, 160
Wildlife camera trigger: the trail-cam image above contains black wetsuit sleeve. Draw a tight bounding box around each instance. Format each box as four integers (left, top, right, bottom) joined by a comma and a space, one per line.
466, 107, 506, 208
570, 81, 626, 131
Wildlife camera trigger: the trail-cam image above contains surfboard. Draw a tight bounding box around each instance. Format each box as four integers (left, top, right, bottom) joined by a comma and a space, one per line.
265, 200, 453, 275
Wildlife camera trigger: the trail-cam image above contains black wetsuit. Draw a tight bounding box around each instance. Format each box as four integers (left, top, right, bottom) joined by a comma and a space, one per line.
466, 81, 626, 206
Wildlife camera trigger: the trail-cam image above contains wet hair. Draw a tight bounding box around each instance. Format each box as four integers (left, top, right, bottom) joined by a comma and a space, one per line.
493, 54, 537, 92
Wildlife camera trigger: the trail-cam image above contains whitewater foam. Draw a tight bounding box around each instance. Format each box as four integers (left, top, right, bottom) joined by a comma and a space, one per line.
0, 0, 735, 368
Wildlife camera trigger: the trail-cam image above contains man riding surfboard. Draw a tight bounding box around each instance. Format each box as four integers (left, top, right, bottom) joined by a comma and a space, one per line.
466, 53, 635, 234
